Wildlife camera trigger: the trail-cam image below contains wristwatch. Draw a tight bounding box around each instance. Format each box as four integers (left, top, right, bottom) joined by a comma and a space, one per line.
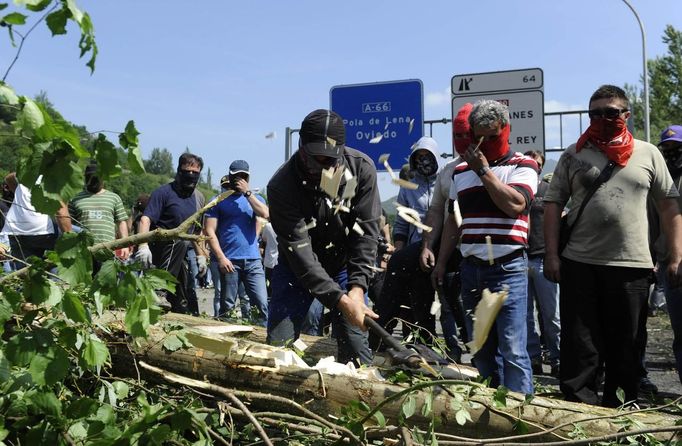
476, 166, 490, 177
244, 190, 252, 198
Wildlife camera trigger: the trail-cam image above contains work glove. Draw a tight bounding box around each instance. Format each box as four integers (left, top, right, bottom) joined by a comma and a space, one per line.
135, 244, 153, 269
196, 255, 208, 277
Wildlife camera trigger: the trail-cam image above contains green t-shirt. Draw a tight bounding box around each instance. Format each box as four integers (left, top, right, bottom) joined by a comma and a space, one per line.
69, 189, 128, 244
545, 139, 679, 268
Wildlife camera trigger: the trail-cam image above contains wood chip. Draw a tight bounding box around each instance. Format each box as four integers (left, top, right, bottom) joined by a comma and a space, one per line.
485, 235, 494, 265
391, 178, 418, 190
369, 134, 383, 144
320, 166, 344, 198
297, 218, 317, 232
352, 222, 364, 235
466, 287, 509, 355
408, 118, 415, 134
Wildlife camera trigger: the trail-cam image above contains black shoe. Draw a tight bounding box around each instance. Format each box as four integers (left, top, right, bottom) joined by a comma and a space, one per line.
639, 377, 659, 395
531, 358, 544, 375
550, 363, 560, 378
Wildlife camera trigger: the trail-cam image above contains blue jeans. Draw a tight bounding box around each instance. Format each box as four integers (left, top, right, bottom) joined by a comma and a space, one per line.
526, 255, 561, 365
210, 257, 222, 317
659, 260, 682, 385
218, 259, 268, 326
461, 254, 533, 394
267, 262, 372, 365
186, 246, 198, 290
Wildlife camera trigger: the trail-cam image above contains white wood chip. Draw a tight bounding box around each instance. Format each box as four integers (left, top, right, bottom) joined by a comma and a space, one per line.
296, 242, 309, 249
369, 134, 383, 144
292, 339, 308, 352
320, 166, 344, 198
378, 153, 390, 164
430, 298, 441, 315
326, 136, 337, 146
485, 235, 494, 265
391, 178, 419, 190
396, 205, 432, 233
297, 218, 317, 232
467, 287, 509, 355
352, 222, 364, 235
408, 118, 415, 134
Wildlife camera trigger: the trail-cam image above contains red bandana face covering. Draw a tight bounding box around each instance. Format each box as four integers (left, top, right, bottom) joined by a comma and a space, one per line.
454, 103, 473, 155
576, 117, 634, 167
477, 124, 511, 162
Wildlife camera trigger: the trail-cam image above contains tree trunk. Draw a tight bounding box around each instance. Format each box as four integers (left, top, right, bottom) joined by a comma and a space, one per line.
101, 311, 681, 442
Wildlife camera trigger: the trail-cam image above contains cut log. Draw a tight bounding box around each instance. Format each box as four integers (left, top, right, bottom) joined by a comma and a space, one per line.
100, 311, 681, 442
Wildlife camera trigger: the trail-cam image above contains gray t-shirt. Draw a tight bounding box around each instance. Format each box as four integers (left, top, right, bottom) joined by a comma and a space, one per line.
545, 139, 679, 268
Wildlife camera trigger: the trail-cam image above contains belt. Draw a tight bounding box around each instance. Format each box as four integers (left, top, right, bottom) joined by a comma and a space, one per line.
465, 249, 525, 266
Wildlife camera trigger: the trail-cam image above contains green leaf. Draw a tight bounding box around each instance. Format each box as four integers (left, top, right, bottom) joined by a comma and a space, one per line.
120, 121, 145, 174
170, 410, 193, 431
492, 386, 508, 408
30, 391, 62, 418
513, 419, 529, 434
372, 410, 386, 427
1, 12, 27, 25
82, 335, 109, 369
62, 290, 89, 323
28, 348, 69, 386
23, 0, 52, 12
148, 423, 171, 444
65, 397, 100, 419
15, 97, 45, 134
93, 134, 122, 179
0, 350, 10, 381
54, 231, 93, 286
401, 394, 416, 419
162, 334, 183, 352
65, 0, 83, 23
141, 268, 176, 293
454, 408, 471, 426
45, 8, 68, 35
67, 421, 88, 440
112, 381, 129, 400
0, 82, 19, 105
5, 332, 37, 366
616, 387, 625, 405
0, 4, 8, 11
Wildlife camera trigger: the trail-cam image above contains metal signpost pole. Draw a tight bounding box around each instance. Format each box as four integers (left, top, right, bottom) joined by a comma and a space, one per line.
622, 0, 650, 142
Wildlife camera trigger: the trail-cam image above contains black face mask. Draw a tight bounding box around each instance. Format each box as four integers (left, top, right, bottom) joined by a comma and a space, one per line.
661, 144, 682, 175
86, 175, 103, 193
175, 169, 200, 195
2, 185, 13, 204
296, 149, 340, 186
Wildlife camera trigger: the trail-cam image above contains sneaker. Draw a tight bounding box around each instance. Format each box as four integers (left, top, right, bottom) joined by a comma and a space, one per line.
639, 377, 659, 395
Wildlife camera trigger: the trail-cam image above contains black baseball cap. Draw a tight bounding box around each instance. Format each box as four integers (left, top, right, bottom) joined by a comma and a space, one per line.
299, 109, 345, 157
229, 160, 250, 175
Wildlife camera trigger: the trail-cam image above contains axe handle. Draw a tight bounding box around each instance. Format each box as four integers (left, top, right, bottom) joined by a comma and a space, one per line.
365, 317, 409, 353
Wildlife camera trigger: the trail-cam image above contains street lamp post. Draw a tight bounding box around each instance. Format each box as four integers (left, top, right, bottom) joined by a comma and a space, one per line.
621, 0, 650, 143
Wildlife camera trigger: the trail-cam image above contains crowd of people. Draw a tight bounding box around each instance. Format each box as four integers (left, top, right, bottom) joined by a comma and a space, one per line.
1, 84, 682, 407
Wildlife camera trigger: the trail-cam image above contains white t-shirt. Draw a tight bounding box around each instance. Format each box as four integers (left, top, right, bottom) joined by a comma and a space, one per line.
1, 184, 55, 236
261, 222, 279, 269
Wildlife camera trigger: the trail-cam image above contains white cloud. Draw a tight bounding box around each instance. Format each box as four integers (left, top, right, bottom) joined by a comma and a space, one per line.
425, 86, 451, 107
544, 99, 584, 113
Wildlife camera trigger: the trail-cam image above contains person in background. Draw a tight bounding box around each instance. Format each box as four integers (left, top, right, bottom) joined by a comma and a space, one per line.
523, 151, 561, 378
0, 172, 72, 270
0, 175, 14, 272
135, 153, 207, 315
544, 85, 682, 406
267, 109, 380, 365
650, 124, 682, 386
260, 220, 278, 297
371, 137, 441, 348
68, 161, 130, 266
434, 99, 538, 395
204, 160, 269, 326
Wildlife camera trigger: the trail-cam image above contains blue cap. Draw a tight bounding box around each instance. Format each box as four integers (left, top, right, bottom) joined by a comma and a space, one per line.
229, 160, 249, 175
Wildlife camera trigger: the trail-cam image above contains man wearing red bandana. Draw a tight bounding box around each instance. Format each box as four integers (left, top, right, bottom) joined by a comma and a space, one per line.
544, 85, 682, 407
434, 99, 539, 395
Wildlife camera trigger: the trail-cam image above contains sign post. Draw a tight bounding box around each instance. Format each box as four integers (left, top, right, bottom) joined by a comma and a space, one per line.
451, 68, 545, 154
330, 80, 423, 170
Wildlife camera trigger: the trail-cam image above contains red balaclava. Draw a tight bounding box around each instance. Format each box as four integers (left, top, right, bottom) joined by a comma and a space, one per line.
453, 103, 473, 155
576, 114, 634, 167
478, 123, 511, 162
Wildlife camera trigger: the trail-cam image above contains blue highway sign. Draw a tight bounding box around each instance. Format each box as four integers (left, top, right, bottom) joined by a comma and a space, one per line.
330, 79, 423, 171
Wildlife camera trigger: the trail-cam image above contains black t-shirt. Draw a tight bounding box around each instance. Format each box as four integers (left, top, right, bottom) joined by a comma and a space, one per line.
528, 180, 549, 256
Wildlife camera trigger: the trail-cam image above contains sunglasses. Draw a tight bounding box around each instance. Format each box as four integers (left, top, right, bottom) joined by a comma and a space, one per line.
588, 107, 629, 119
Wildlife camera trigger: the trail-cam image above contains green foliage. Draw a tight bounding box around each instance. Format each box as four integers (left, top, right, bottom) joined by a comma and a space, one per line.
144, 147, 174, 176
626, 25, 682, 141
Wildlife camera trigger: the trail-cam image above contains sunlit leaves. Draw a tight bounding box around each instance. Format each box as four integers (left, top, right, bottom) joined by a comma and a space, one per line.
119, 120, 145, 174
82, 334, 109, 369
28, 347, 69, 386
0, 82, 19, 105
93, 134, 122, 179
401, 394, 416, 419
45, 8, 68, 35
52, 231, 93, 286
14, 97, 45, 135
1, 12, 26, 25
62, 290, 89, 323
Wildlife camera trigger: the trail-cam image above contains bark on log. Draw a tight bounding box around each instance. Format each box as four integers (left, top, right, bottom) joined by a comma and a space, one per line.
100, 311, 681, 442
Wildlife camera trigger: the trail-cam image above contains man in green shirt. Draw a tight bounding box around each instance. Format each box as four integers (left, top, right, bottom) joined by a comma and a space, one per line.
69, 163, 130, 259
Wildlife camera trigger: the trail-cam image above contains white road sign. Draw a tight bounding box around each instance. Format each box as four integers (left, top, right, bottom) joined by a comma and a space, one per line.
452, 90, 545, 152
452, 68, 543, 95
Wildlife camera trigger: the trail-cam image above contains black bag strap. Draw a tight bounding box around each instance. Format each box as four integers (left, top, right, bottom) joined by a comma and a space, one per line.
564, 160, 617, 240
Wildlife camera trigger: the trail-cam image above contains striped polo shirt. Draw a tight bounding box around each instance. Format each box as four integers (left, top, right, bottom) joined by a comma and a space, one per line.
69, 189, 128, 244
448, 152, 538, 261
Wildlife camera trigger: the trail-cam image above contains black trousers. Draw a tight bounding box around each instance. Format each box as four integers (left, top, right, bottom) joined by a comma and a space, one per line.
559, 258, 651, 407
150, 239, 199, 315
9, 233, 57, 269
370, 241, 465, 353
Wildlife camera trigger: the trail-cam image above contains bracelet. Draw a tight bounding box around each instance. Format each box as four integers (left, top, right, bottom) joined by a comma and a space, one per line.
244, 190, 252, 198
476, 166, 490, 177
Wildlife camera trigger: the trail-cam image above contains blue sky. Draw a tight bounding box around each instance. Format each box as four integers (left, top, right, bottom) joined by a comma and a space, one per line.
1, 0, 678, 200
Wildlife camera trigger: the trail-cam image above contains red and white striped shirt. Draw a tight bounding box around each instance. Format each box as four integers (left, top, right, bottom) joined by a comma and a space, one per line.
449, 152, 538, 261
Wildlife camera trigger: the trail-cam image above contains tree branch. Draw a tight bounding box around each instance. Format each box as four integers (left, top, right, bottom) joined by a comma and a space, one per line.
224, 392, 273, 446
2, 3, 60, 82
